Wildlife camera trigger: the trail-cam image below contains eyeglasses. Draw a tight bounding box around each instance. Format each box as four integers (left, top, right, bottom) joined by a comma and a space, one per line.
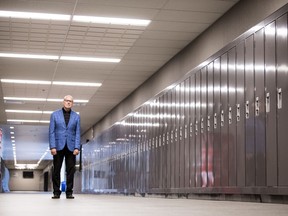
64, 99, 73, 103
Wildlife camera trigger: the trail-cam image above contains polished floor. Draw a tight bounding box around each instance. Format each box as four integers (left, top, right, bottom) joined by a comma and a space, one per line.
0, 192, 288, 216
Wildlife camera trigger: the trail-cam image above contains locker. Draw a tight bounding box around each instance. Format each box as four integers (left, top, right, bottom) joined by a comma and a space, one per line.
189, 74, 196, 187
163, 93, 168, 189
276, 14, 288, 186
265, 21, 277, 186
200, 67, 208, 187
179, 81, 186, 188
166, 91, 172, 189
184, 78, 191, 188
254, 28, 266, 186
195, 71, 201, 187
227, 47, 237, 187
220, 53, 229, 187
236, 41, 246, 187
158, 95, 164, 189
175, 85, 180, 188
170, 88, 176, 188
213, 57, 221, 187
245, 35, 256, 187
207, 62, 215, 187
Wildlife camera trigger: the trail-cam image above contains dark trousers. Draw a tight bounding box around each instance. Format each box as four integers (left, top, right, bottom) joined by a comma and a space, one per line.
52, 145, 76, 195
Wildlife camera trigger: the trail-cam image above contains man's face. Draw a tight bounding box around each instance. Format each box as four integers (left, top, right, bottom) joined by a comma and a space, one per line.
63, 96, 73, 110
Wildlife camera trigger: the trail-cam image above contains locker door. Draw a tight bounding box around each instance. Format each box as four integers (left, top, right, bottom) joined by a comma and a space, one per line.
163, 93, 168, 189
228, 47, 237, 187
207, 62, 215, 187
245, 35, 256, 187
200, 67, 208, 187
213, 58, 221, 187
254, 28, 266, 186
195, 71, 201, 187
276, 14, 288, 186
220, 53, 229, 187
170, 88, 176, 188
189, 75, 196, 187
184, 78, 190, 187
175, 85, 180, 188
265, 21, 277, 186
166, 91, 172, 189
179, 81, 186, 188
236, 41, 246, 187
158, 95, 164, 189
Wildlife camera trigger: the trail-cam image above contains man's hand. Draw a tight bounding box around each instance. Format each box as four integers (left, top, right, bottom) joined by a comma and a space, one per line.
73, 149, 79, 155
50, 148, 57, 155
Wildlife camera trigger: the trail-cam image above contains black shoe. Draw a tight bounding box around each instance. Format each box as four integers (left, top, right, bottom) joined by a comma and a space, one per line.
66, 194, 74, 199
51, 194, 60, 199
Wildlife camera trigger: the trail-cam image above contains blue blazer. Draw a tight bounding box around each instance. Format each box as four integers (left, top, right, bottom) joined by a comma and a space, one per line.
49, 109, 81, 152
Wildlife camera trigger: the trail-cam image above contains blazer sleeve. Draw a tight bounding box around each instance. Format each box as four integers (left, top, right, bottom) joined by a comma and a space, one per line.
75, 114, 81, 150
49, 112, 56, 149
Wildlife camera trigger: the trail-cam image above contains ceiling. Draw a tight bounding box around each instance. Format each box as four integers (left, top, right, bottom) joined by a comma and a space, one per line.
0, 0, 239, 169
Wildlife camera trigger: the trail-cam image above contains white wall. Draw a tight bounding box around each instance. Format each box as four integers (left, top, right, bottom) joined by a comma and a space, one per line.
9, 170, 43, 191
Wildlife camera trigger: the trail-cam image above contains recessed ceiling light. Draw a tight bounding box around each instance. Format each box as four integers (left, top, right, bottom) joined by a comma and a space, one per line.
60, 56, 121, 63
0, 53, 59, 60
0, 10, 70, 21
4, 97, 89, 103
1, 79, 51, 85
7, 119, 50, 123
73, 15, 151, 26
52, 81, 102, 87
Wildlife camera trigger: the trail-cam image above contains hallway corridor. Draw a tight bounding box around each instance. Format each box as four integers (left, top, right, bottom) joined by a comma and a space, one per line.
0, 192, 288, 216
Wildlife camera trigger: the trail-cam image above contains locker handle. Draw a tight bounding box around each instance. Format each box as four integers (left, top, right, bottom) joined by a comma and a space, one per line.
180, 127, 182, 140
207, 116, 210, 131
277, 88, 282, 109
255, 97, 260, 116
245, 101, 249, 119
236, 104, 240, 121
266, 92, 270, 113
201, 118, 204, 133
189, 123, 193, 137
214, 113, 217, 129
228, 107, 232, 124
175, 129, 177, 142
221, 110, 224, 127
195, 120, 198, 135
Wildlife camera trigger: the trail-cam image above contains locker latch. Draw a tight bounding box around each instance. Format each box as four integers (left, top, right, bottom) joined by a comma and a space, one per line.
255, 97, 260, 116
195, 120, 198, 135
228, 107, 232, 124
236, 104, 240, 121
266, 92, 270, 113
221, 110, 224, 127
207, 116, 210, 131
214, 113, 217, 129
201, 118, 204, 133
277, 88, 282, 109
245, 101, 249, 119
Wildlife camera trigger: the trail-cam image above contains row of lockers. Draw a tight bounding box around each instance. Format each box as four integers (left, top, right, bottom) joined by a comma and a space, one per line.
82, 10, 288, 195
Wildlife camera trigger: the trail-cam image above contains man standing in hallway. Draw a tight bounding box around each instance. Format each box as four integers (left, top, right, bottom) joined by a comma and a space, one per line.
49, 95, 80, 199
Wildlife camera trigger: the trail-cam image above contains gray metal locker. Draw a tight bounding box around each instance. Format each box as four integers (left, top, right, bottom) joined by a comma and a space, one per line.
245, 35, 256, 187
276, 13, 288, 186
175, 85, 180, 188
265, 21, 277, 187
207, 62, 215, 187
189, 74, 196, 188
220, 53, 229, 187
228, 48, 237, 187
195, 71, 201, 187
254, 28, 266, 187
236, 41, 246, 187
200, 67, 208, 187
213, 57, 221, 187
179, 81, 186, 188
184, 78, 191, 188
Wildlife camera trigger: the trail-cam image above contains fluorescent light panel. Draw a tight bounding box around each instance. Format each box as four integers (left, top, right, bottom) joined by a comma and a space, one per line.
7, 119, 49, 123
4, 97, 89, 103
1, 79, 102, 87
73, 15, 151, 26
0, 53, 120, 63
0, 10, 151, 26
0, 10, 70, 21
5, 109, 79, 114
